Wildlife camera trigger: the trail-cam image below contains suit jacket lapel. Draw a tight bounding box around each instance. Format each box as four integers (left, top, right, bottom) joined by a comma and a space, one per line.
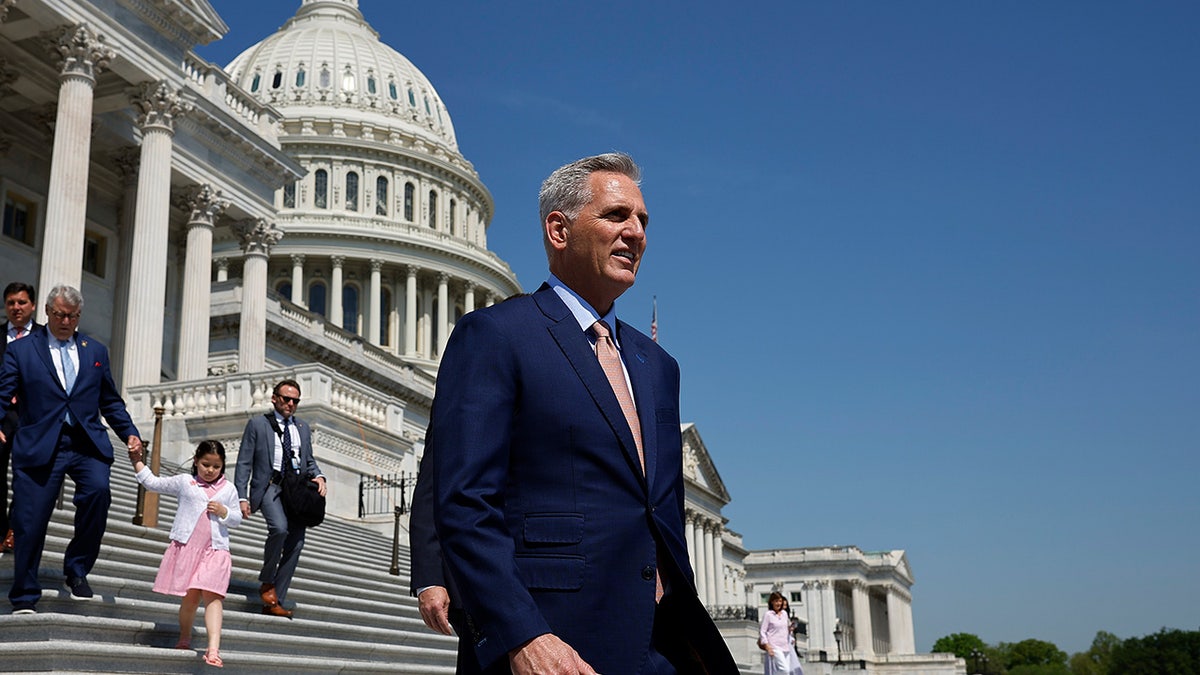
33, 329, 65, 392
535, 287, 647, 489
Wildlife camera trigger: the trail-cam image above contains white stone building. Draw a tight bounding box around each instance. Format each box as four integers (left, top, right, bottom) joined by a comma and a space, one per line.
1, 2, 960, 673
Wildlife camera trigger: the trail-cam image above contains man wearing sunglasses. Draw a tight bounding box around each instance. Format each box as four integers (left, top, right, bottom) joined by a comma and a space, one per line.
234, 378, 326, 618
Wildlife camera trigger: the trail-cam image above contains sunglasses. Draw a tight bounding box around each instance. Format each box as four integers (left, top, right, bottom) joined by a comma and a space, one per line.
276, 395, 301, 405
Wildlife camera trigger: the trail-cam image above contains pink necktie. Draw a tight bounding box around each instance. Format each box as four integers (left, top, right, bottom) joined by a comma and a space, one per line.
592, 321, 663, 602
13, 327, 24, 339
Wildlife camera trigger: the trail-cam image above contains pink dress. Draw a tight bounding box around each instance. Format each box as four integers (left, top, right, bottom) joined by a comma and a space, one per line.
152, 478, 233, 597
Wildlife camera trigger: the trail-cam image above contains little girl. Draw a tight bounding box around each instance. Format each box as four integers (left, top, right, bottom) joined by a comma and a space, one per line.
130, 440, 242, 668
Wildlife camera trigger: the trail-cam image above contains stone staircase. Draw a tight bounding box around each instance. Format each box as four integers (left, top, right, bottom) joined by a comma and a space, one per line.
0, 462, 458, 673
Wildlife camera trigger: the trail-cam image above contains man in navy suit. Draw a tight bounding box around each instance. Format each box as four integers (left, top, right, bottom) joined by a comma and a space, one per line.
234, 378, 327, 618
429, 153, 736, 673
0, 284, 142, 613
1, 281, 38, 554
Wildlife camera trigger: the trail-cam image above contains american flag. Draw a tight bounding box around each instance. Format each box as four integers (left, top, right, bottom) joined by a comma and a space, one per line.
651, 296, 658, 343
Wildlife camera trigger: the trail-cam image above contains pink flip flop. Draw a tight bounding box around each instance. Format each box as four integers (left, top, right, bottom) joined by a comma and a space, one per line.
202, 651, 223, 668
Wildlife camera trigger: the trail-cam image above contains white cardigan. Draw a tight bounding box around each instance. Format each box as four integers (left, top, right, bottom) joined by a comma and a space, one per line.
135, 467, 243, 551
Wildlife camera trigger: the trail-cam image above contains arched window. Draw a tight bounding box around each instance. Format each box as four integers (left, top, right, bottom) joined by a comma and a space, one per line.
408, 87, 416, 107
250, 72, 261, 92
342, 285, 359, 334
346, 171, 359, 211
314, 169, 328, 209
376, 177, 388, 216
404, 182, 414, 221
367, 71, 377, 95
309, 281, 327, 317
341, 66, 355, 92
428, 190, 437, 228
450, 198, 458, 235
388, 79, 398, 100
424, 96, 432, 115
272, 68, 283, 89
283, 182, 296, 209
319, 64, 331, 89
276, 280, 291, 298
295, 65, 306, 87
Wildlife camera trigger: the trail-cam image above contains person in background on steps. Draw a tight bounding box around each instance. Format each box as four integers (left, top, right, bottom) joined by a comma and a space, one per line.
234, 378, 326, 619
0, 284, 142, 615
1, 281, 38, 555
129, 440, 242, 669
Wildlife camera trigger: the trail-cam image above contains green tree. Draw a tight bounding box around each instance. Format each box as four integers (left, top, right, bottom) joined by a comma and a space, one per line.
1069, 630, 1121, 675
1003, 639, 1069, 668
933, 633, 988, 658
1109, 628, 1200, 675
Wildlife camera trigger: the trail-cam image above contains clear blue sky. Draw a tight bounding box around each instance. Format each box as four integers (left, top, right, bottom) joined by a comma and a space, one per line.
199, 0, 1200, 655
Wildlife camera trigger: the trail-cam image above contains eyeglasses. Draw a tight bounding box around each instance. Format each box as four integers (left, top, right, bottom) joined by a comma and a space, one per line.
49, 310, 81, 321
276, 395, 300, 405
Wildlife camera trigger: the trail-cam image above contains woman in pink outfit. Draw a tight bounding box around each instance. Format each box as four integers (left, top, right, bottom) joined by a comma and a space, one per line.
130, 440, 242, 668
760, 591, 804, 675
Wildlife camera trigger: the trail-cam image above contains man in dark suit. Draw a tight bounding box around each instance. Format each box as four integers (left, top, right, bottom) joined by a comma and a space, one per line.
1, 281, 38, 554
234, 378, 327, 618
0, 284, 142, 614
428, 153, 737, 674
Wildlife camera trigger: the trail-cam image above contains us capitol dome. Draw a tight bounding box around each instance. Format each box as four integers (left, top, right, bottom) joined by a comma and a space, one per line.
214, 0, 520, 373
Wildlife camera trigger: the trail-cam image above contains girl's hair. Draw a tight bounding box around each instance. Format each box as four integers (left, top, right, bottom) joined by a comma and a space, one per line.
191, 440, 227, 477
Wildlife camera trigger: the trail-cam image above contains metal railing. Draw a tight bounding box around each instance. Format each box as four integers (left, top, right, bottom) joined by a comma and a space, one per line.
708, 605, 759, 621
358, 472, 414, 518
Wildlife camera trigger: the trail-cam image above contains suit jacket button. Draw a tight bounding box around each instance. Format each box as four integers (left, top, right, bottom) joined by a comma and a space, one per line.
641, 565, 656, 581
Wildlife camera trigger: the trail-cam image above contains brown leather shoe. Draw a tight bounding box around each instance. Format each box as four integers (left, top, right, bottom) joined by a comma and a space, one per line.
1, 529, 13, 553
262, 603, 293, 618
258, 583, 278, 607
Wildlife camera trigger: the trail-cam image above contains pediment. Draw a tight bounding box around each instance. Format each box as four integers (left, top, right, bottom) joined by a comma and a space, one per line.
681, 423, 730, 503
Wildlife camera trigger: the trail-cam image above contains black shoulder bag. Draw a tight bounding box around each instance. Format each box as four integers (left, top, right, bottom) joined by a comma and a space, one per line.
266, 414, 326, 528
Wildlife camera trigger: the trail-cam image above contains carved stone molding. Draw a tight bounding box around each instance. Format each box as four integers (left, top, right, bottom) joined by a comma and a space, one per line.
132, 81, 192, 131
111, 146, 141, 183
232, 218, 282, 256
330, 254, 345, 267
175, 184, 229, 226
48, 24, 115, 81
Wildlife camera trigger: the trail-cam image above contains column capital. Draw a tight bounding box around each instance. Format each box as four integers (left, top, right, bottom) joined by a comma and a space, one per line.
48, 24, 115, 82
214, 257, 230, 273
436, 271, 450, 284
176, 184, 228, 227
232, 218, 282, 256
331, 254, 346, 268
370, 258, 384, 272
406, 264, 419, 278
291, 253, 306, 266
110, 146, 141, 184
132, 81, 192, 132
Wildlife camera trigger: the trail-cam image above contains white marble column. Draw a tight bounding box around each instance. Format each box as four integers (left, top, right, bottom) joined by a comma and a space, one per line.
215, 258, 229, 282
330, 255, 345, 329
420, 287, 432, 359
405, 266, 418, 356
464, 284, 475, 314
290, 254, 305, 306
368, 259, 382, 345
37, 24, 115, 312
820, 581, 838, 654
436, 272, 449, 356
886, 586, 904, 655
684, 512, 696, 572
712, 525, 725, 605
901, 596, 915, 654
176, 185, 228, 381
851, 581, 874, 656
486, 293, 495, 308
121, 81, 192, 388
233, 219, 281, 373
701, 522, 715, 607
107, 147, 139, 386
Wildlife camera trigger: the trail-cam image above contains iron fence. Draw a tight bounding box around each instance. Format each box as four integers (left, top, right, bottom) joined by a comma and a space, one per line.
358, 472, 415, 518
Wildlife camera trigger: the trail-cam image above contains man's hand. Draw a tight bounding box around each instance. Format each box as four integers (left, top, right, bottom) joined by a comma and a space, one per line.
126, 436, 143, 453
0, 430, 5, 444
240, 502, 251, 518
509, 634, 597, 675
417, 586, 453, 635
312, 475, 327, 497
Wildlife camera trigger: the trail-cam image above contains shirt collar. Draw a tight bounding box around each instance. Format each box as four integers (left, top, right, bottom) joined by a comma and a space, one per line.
547, 274, 622, 350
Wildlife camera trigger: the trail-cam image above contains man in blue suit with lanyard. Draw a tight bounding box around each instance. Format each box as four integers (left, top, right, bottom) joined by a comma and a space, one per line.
428, 153, 736, 673
0, 284, 142, 614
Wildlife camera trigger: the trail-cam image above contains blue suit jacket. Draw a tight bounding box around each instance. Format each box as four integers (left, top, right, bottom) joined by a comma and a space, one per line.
234, 412, 320, 512
0, 326, 138, 468
430, 285, 732, 673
